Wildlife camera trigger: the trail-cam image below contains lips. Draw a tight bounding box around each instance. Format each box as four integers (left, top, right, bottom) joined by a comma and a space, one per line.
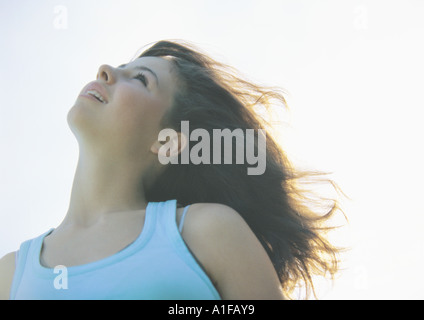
81, 82, 109, 103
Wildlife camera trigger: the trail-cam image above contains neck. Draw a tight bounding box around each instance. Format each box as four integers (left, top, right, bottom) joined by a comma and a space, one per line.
63, 151, 148, 227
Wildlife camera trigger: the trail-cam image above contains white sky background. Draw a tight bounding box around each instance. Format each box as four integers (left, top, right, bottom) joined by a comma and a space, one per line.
1, 0, 423, 299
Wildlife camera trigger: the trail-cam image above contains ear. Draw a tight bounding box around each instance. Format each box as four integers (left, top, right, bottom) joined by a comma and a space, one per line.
150, 130, 188, 157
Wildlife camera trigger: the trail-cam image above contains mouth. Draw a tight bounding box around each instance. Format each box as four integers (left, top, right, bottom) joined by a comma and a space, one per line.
80, 81, 109, 104
85, 89, 107, 103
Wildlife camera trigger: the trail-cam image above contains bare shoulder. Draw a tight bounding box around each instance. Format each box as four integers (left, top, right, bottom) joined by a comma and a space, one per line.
181, 203, 259, 249
182, 203, 286, 300
182, 202, 266, 260
183, 202, 247, 230
0, 252, 16, 300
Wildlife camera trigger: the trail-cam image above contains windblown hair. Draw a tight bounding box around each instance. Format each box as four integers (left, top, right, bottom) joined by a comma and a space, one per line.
139, 40, 344, 299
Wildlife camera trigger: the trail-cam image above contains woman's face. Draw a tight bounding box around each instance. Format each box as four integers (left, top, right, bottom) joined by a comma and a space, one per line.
68, 56, 177, 162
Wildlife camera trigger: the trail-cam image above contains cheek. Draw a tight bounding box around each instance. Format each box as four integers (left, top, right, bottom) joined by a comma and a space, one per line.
111, 86, 169, 140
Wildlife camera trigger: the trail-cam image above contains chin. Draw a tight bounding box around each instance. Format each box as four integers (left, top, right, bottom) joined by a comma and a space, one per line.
67, 103, 97, 141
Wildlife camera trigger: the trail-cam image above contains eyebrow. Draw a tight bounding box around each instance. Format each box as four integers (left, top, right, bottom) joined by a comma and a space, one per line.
118, 63, 159, 87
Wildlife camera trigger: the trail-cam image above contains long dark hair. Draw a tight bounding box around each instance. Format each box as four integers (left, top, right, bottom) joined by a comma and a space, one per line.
139, 40, 344, 299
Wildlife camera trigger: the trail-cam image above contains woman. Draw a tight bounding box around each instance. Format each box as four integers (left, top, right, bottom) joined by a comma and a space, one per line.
0, 40, 342, 300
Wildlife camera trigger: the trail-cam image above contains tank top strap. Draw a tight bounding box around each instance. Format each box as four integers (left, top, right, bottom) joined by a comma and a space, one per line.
179, 205, 191, 233
151, 199, 189, 236
10, 228, 53, 299
147, 199, 175, 233
10, 239, 31, 300
153, 200, 191, 234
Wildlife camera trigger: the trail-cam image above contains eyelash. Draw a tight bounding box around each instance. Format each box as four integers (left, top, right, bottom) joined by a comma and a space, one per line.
134, 72, 148, 86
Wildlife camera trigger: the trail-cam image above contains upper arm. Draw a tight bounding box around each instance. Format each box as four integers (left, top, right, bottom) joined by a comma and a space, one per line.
182, 203, 286, 300
0, 252, 16, 300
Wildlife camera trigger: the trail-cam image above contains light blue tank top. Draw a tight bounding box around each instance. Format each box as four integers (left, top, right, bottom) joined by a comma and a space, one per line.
10, 199, 221, 300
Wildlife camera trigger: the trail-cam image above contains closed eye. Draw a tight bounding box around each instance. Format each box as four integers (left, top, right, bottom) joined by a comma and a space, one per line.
134, 72, 148, 86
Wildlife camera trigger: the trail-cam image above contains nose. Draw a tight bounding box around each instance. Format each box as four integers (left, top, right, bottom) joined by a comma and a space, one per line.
97, 64, 115, 83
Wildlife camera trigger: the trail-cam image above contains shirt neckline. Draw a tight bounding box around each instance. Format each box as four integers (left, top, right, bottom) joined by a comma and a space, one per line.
32, 202, 157, 277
